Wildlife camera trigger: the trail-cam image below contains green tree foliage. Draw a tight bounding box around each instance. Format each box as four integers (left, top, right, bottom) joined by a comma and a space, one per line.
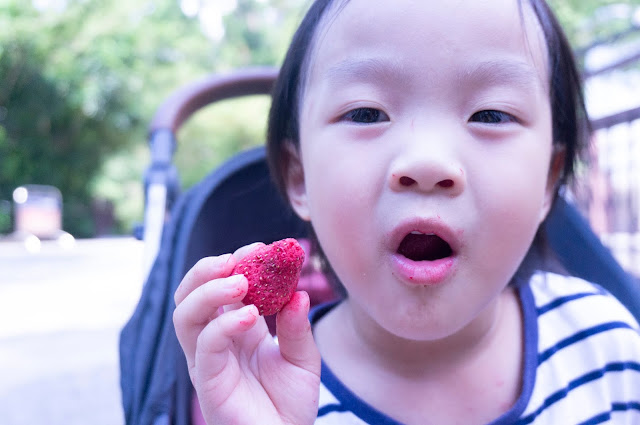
216, 0, 305, 68
550, 0, 640, 45
173, 0, 307, 189
549, 0, 640, 73
0, 38, 132, 236
0, 0, 311, 237
0, 0, 217, 236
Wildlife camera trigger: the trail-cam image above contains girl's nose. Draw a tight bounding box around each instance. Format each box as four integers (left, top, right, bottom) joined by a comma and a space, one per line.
388, 132, 466, 196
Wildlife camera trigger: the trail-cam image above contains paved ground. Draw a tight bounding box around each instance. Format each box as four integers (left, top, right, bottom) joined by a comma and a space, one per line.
0, 237, 145, 425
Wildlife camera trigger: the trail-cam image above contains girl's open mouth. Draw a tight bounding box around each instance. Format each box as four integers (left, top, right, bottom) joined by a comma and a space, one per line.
397, 231, 453, 261
388, 219, 459, 284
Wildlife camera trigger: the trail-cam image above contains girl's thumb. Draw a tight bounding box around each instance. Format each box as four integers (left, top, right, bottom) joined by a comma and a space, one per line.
275, 291, 321, 375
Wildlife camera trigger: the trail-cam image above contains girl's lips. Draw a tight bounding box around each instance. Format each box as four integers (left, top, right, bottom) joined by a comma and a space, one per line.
391, 253, 456, 285
387, 217, 461, 285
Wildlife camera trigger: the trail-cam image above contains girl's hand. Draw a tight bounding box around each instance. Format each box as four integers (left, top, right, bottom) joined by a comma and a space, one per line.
173, 243, 321, 425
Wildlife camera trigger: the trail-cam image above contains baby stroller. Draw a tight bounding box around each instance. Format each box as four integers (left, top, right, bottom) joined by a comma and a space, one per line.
119, 67, 640, 425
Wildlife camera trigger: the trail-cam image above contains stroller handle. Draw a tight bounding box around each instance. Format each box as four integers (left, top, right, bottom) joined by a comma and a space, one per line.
141, 67, 279, 278
149, 67, 279, 135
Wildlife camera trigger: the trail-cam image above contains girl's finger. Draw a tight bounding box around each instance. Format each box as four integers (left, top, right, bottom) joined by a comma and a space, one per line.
194, 304, 260, 383
173, 274, 248, 364
175, 242, 264, 306
174, 254, 236, 306
276, 291, 321, 375
232, 242, 265, 261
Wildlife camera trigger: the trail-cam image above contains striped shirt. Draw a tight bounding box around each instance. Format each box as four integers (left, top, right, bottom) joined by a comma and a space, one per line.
312, 272, 640, 424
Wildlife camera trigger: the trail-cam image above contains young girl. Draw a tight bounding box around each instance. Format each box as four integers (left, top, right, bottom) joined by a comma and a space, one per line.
173, 0, 640, 423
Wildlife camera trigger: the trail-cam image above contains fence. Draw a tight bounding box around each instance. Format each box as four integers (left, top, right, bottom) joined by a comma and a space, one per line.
578, 106, 640, 278
573, 9, 640, 280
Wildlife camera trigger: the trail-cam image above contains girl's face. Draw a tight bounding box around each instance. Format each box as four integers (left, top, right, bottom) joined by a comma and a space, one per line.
288, 0, 558, 340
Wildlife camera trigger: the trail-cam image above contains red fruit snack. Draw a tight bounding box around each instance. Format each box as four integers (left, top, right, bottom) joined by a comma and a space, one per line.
232, 238, 305, 316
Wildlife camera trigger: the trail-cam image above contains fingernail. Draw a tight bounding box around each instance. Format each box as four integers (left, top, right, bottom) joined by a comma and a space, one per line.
220, 253, 233, 266
236, 305, 258, 327
228, 273, 245, 285
222, 274, 246, 298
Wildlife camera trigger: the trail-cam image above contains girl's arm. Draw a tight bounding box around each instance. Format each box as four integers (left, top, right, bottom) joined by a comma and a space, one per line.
173, 244, 321, 425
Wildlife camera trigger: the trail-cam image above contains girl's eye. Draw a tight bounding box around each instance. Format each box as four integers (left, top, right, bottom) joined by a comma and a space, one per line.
469, 110, 517, 124
342, 107, 389, 124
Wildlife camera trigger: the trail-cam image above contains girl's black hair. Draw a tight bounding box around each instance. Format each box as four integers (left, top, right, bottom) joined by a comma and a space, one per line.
266, 0, 591, 296
527, 0, 591, 188
266, 0, 341, 195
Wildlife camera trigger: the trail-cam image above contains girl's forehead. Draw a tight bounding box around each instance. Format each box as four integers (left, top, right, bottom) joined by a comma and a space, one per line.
305, 0, 549, 92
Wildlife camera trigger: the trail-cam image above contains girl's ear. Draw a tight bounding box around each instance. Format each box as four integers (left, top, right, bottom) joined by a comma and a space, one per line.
540, 145, 566, 222
284, 142, 311, 221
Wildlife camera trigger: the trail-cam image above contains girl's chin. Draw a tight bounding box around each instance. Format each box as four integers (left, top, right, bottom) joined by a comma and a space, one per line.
375, 308, 489, 351
359, 299, 466, 343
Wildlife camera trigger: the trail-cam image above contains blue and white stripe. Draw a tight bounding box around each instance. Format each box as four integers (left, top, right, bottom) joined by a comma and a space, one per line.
313, 272, 640, 424
516, 273, 640, 424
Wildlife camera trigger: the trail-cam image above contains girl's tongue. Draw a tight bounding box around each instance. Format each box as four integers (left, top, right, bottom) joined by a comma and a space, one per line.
397, 232, 453, 261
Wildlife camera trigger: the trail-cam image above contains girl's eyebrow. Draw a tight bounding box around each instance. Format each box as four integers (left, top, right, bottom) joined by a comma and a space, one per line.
324, 57, 407, 86
459, 60, 546, 91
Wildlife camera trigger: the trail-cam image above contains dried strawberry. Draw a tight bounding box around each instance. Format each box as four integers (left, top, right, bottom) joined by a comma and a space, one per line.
232, 238, 305, 316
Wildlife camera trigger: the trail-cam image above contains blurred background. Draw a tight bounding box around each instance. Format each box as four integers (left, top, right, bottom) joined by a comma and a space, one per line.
0, 0, 639, 424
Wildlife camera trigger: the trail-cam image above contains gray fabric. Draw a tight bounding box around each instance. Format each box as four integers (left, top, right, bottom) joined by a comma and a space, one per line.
544, 196, 640, 321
